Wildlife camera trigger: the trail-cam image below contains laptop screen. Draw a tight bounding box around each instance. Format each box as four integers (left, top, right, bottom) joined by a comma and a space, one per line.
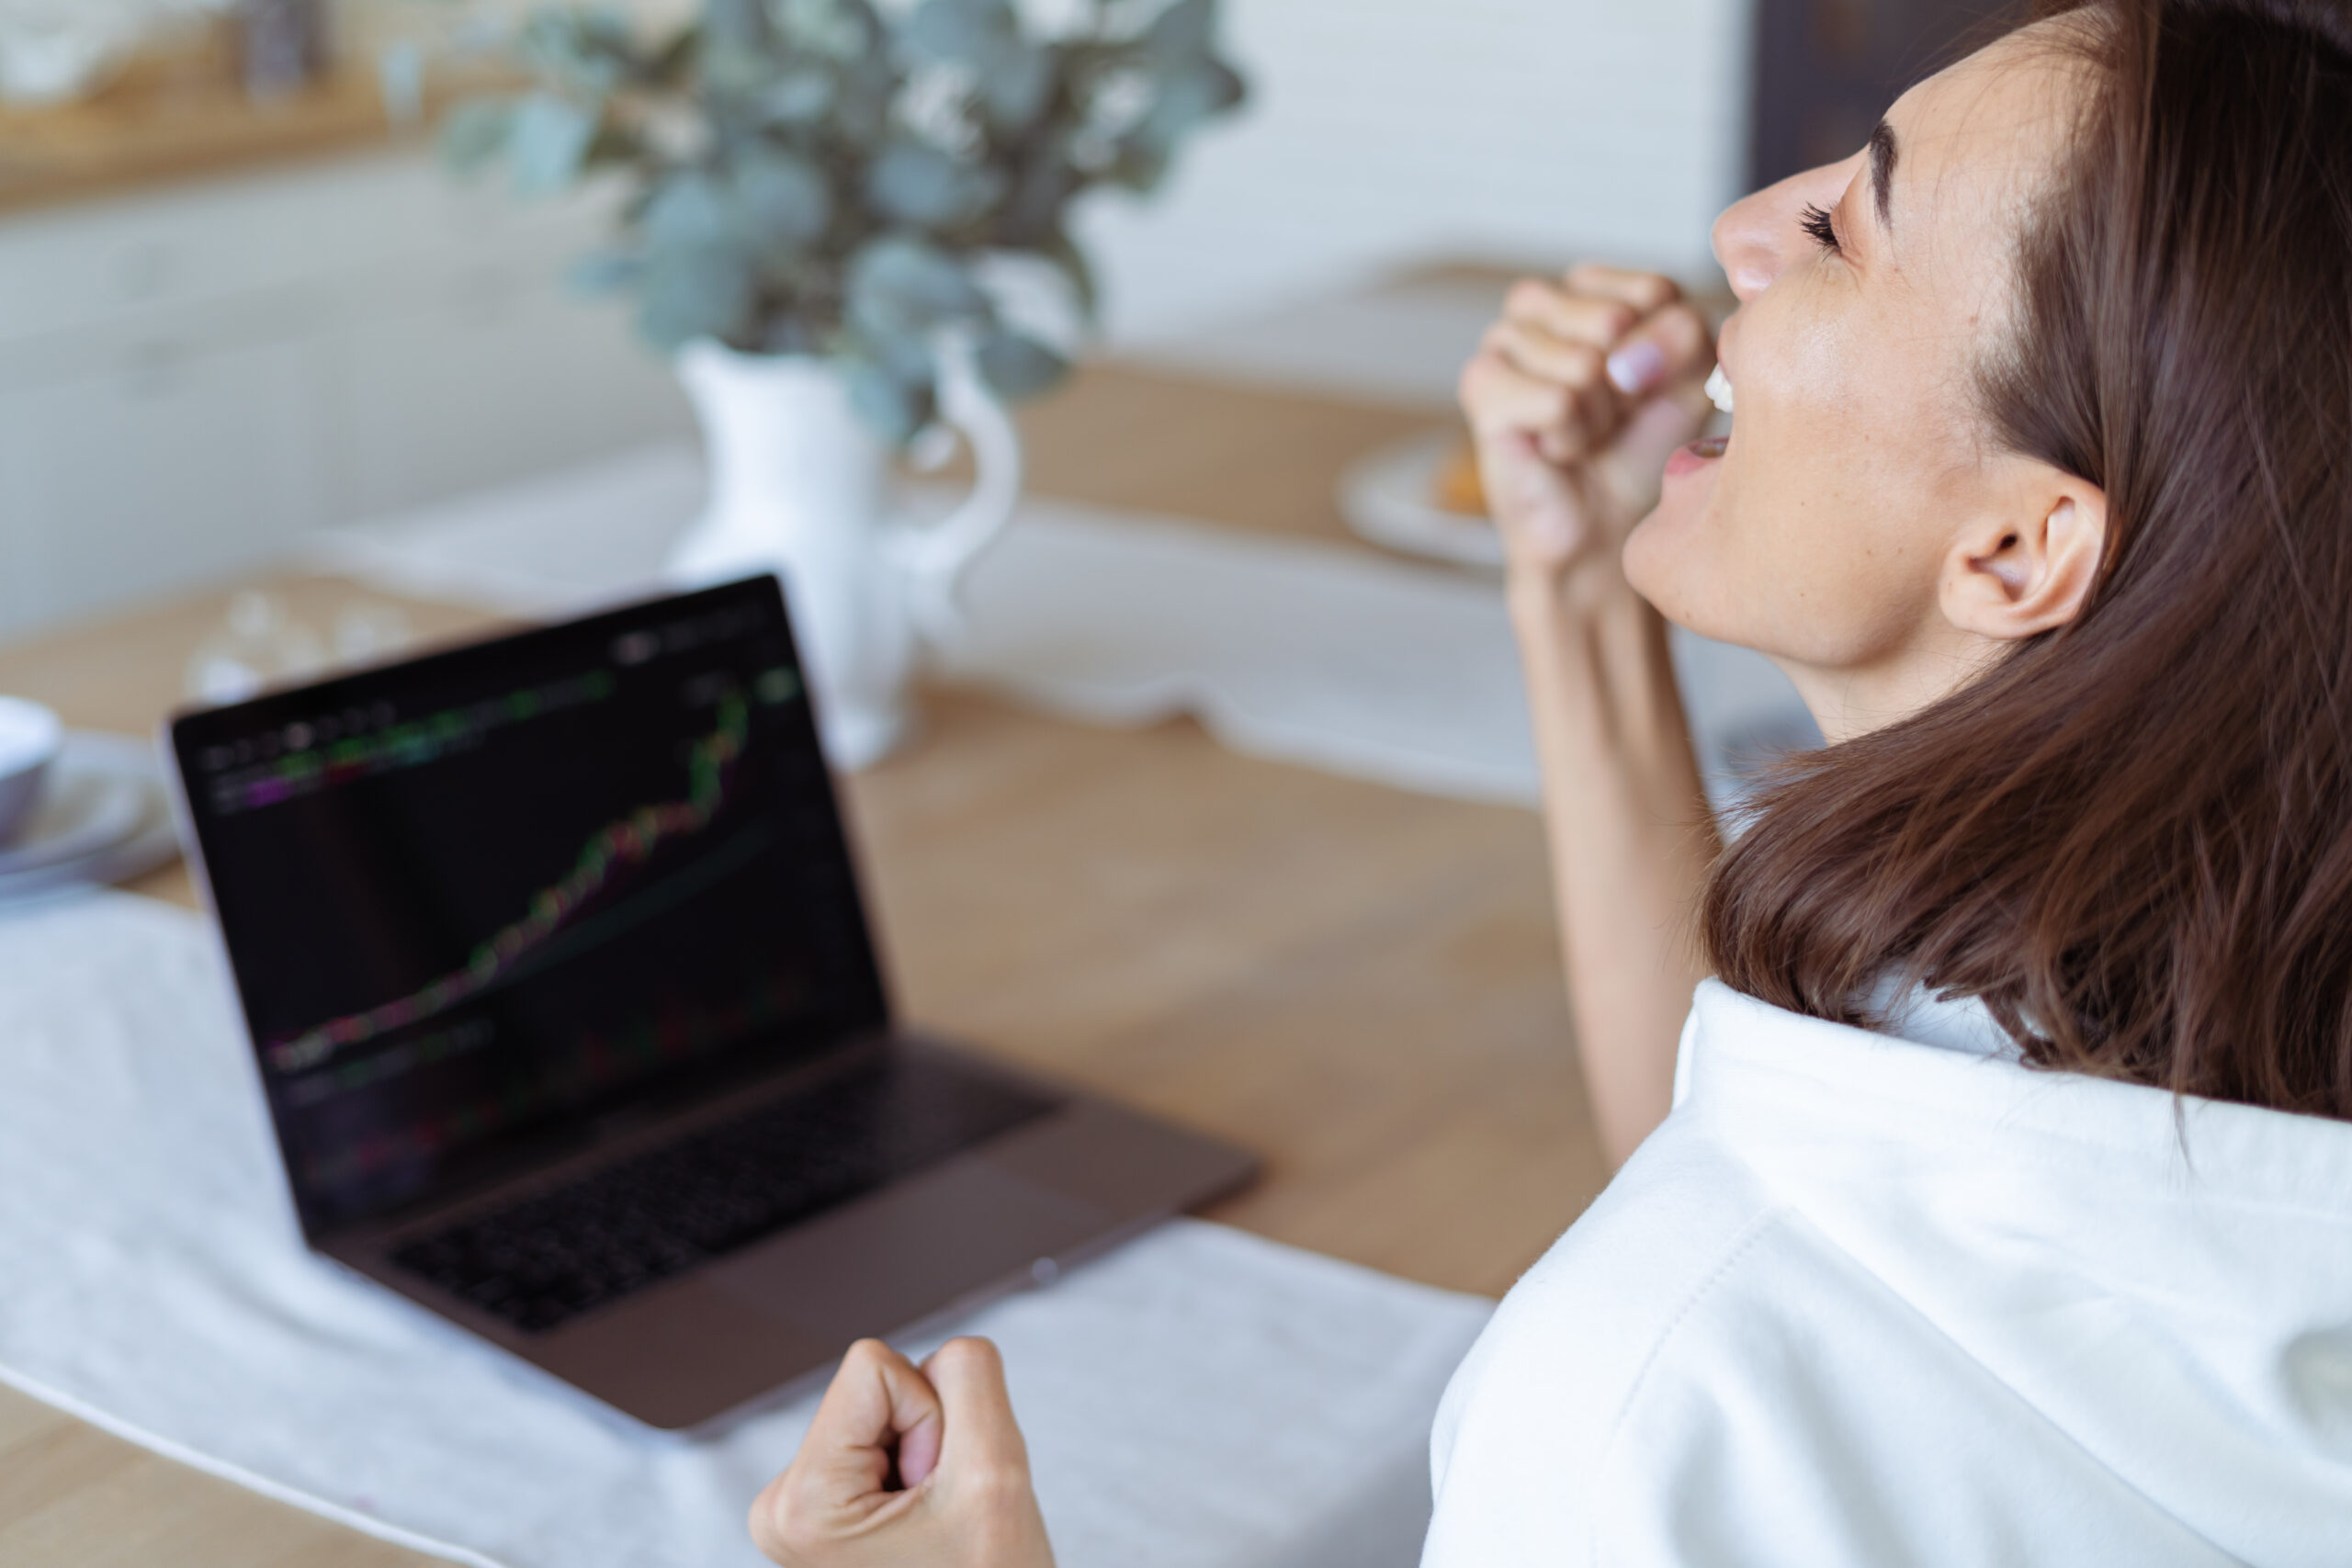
170, 578, 891, 1235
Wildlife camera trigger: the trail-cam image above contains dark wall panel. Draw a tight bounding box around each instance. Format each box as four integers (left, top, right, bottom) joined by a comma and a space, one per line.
1749, 0, 2009, 190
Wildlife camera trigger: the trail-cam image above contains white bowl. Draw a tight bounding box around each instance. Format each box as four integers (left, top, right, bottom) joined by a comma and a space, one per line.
0, 697, 62, 845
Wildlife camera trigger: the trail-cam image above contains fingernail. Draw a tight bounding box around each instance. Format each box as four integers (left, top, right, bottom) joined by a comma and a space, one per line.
1606, 340, 1666, 395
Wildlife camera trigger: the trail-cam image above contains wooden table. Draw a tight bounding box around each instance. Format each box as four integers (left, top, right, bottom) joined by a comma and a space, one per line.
0, 364, 1607, 1566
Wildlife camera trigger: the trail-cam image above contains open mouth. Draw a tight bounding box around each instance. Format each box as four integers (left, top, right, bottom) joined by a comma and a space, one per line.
1664, 428, 1729, 479
1663, 364, 1736, 475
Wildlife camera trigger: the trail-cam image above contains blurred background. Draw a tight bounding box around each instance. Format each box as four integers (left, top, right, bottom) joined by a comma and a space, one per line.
0, 0, 1984, 645
0, 8, 2007, 1551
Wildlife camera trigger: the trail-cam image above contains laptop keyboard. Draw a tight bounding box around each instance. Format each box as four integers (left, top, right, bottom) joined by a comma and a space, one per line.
390, 1055, 1056, 1334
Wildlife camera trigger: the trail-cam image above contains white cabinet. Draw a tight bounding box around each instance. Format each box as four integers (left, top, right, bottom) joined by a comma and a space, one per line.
0, 151, 694, 641
0, 333, 333, 628
330, 260, 687, 521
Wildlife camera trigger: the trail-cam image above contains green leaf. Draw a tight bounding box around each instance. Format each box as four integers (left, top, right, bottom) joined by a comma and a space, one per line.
980, 39, 1056, 133
638, 246, 757, 350
868, 320, 937, 385
1143, 0, 1218, 65
700, 38, 779, 102
830, 51, 898, 147
975, 329, 1069, 400
641, 172, 739, 250
905, 0, 1016, 62
787, 0, 886, 60
1136, 59, 1245, 152
848, 235, 989, 326
506, 93, 601, 197
733, 147, 833, 252
756, 65, 836, 125
701, 0, 773, 51
867, 143, 1006, 229
843, 359, 932, 445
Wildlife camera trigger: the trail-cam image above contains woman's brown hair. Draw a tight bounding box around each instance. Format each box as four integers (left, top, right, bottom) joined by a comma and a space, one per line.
1702, 0, 2352, 1117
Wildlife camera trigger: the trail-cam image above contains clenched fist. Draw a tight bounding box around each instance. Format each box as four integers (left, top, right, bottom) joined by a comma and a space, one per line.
750, 1337, 1055, 1568
1458, 265, 1716, 581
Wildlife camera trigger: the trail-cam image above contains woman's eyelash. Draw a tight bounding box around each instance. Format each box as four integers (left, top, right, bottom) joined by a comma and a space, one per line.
1800, 202, 1842, 254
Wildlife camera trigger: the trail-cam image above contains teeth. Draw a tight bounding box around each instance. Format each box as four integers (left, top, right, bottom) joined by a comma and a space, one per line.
1704, 365, 1735, 414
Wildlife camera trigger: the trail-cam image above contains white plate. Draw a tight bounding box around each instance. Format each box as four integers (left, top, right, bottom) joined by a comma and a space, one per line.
0, 732, 180, 900
1337, 430, 1504, 570
0, 763, 142, 874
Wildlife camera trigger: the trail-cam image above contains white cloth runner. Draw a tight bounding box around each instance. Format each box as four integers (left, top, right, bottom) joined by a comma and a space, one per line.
306, 443, 1813, 808
0, 890, 1491, 1568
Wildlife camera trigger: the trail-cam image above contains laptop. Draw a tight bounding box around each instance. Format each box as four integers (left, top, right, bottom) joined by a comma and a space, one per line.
165, 576, 1256, 1430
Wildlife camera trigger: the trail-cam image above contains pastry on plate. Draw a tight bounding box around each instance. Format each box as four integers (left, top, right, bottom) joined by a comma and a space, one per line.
1432, 436, 1488, 517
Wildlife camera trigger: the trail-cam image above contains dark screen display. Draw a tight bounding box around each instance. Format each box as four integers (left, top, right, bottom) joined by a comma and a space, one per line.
172, 579, 891, 1234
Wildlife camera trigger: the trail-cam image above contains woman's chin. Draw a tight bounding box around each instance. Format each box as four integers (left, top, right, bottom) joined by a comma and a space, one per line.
1622, 475, 1719, 619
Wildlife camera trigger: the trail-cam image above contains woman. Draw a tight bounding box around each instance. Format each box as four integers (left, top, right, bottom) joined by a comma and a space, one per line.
746, 0, 2352, 1560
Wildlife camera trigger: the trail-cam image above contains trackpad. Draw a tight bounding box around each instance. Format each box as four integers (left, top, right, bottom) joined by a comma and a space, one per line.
710, 1156, 1112, 1341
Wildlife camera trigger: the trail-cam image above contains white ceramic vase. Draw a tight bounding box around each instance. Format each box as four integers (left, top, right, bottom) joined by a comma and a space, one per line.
666, 339, 1022, 770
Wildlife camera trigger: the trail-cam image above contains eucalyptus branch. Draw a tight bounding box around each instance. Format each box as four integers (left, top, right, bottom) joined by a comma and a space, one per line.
437, 0, 1247, 442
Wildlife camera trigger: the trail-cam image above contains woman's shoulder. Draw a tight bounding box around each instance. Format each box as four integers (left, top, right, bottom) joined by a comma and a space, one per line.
1422, 1110, 1789, 1564
1423, 1101, 2225, 1568
1423, 981, 2352, 1568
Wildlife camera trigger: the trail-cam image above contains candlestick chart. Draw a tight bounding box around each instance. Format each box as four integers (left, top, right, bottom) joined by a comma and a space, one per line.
266, 687, 752, 1075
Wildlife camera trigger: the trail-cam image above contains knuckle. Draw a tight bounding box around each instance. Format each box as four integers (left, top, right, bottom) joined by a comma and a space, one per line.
1505, 277, 1555, 318
1632, 272, 1680, 308
1655, 301, 1709, 352
750, 1490, 809, 1563
1559, 342, 1604, 383
1460, 355, 1519, 419
966, 1457, 1035, 1506
937, 1335, 998, 1372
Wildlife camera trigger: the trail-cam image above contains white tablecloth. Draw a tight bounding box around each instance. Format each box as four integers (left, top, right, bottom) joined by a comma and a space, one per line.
308, 443, 1815, 809
0, 891, 1491, 1568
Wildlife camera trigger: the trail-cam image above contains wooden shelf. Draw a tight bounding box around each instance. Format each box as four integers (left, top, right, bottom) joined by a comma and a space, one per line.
0, 40, 505, 219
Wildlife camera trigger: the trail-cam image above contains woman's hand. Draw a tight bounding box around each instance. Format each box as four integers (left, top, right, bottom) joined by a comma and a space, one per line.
750, 1337, 1055, 1568
1460, 266, 1724, 1169
1458, 266, 1716, 584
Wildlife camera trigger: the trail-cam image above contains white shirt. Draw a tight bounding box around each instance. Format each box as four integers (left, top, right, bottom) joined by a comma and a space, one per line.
1421, 979, 2352, 1566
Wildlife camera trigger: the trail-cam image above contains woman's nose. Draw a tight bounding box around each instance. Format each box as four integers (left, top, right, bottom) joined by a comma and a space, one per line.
1711, 160, 1860, 302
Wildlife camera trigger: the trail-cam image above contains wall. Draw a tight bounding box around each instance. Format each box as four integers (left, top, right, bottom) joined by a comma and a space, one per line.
406, 0, 1758, 337
0, 0, 1755, 638
0, 155, 692, 639
1080, 0, 1753, 341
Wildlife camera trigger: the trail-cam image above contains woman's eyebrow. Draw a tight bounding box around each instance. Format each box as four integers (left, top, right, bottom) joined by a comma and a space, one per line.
1869, 119, 1899, 231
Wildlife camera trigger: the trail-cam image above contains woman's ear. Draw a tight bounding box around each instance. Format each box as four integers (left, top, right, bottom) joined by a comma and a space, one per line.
1939, 470, 2108, 642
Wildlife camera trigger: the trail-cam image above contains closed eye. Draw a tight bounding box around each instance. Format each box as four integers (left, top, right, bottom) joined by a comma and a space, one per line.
1799, 202, 1842, 254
